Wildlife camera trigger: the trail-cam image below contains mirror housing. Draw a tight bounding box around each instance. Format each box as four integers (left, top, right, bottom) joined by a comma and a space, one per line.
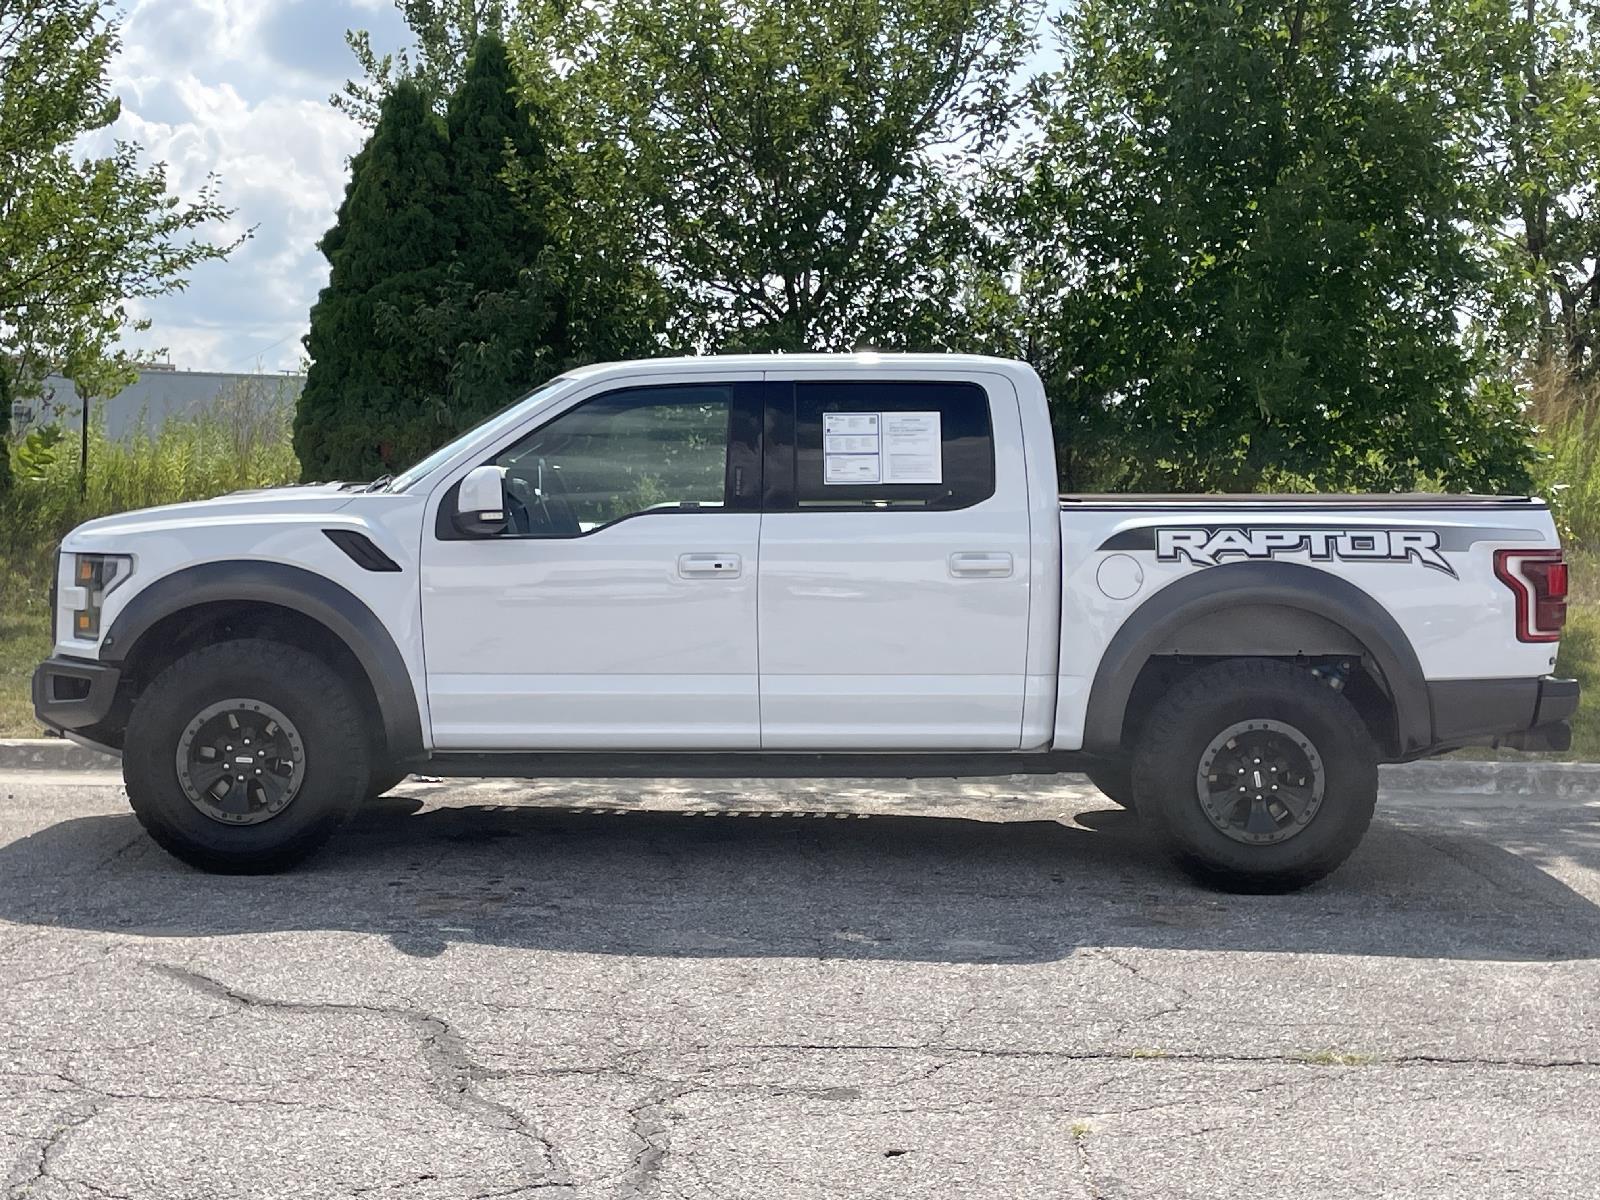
454, 465, 508, 536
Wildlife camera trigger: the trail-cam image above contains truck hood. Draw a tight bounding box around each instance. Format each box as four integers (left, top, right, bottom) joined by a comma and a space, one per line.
63, 483, 358, 546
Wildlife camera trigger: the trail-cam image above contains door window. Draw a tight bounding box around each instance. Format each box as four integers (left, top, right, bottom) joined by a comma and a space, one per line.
492, 385, 733, 537
787, 381, 995, 510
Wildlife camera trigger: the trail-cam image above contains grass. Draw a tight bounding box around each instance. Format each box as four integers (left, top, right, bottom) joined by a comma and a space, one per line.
0, 394, 298, 738
0, 580, 49, 737
1552, 549, 1600, 758
1296, 1049, 1378, 1067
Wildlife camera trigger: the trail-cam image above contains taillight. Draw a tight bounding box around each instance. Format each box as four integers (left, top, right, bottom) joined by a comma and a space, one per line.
1494, 548, 1568, 643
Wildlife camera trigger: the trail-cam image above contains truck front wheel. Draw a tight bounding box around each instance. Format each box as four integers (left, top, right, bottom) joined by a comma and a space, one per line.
1131, 659, 1378, 893
122, 639, 370, 873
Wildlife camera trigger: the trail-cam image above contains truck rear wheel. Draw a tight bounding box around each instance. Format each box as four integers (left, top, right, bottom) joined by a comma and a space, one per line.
122, 639, 370, 873
1131, 659, 1377, 893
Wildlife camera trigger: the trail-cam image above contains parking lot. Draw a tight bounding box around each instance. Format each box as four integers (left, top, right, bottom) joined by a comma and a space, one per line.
3, 769, 1600, 1198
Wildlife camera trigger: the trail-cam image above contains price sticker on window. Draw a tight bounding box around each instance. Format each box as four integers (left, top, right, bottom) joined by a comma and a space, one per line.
821, 411, 941, 485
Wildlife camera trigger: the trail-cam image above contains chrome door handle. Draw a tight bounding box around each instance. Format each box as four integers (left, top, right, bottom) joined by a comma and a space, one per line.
949, 551, 1013, 578
678, 553, 742, 578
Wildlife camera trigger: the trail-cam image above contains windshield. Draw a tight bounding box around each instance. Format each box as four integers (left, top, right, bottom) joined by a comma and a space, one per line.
384, 375, 575, 493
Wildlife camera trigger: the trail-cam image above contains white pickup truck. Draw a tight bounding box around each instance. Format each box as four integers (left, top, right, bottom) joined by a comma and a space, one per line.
33, 354, 1577, 890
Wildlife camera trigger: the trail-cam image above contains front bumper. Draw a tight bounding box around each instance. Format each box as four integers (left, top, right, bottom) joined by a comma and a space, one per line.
1428, 675, 1579, 753
31, 655, 121, 734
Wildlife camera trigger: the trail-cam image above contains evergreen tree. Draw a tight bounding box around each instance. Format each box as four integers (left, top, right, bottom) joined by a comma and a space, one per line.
294, 80, 454, 480
430, 32, 567, 424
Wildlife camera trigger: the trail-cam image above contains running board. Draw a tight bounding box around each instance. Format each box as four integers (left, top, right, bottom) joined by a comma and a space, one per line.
422, 751, 1093, 781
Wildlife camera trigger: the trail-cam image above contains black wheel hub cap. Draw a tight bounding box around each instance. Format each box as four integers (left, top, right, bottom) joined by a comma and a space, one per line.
1195, 719, 1325, 846
176, 699, 305, 826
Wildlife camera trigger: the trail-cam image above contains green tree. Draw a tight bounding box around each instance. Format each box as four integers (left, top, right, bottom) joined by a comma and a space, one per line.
1012, 0, 1534, 493
417, 32, 567, 423
345, 0, 1034, 354
1436, 0, 1600, 378
336, 0, 508, 123
565, 0, 1035, 352
294, 80, 455, 479
0, 0, 240, 493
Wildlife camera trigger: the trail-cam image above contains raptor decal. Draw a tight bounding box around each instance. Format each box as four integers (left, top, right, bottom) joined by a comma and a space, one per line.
1153, 527, 1457, 578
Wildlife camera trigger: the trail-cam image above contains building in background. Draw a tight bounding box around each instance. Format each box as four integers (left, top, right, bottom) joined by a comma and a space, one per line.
9, 366, 305, 441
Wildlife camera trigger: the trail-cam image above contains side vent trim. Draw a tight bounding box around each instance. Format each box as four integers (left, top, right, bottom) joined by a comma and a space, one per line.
323, 529, 402, 573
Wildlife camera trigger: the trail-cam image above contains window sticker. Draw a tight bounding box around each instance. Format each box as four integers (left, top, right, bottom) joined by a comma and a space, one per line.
823, 412, 881, 484
881, 412, 941, 484
820, 410, 943, 486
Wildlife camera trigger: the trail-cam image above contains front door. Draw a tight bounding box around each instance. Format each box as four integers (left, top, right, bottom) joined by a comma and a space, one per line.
757, 374, 1034, 749
421, 376, 764, 749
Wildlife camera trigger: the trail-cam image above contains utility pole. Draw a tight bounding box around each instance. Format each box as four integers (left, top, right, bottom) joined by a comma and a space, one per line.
76, 377, 90, 501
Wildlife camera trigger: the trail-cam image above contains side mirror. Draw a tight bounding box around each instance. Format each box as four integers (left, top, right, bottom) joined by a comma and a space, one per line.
454, 465, 508, 536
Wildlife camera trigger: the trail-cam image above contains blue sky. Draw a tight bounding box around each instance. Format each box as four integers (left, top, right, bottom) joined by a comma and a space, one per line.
104, 0, 412, 374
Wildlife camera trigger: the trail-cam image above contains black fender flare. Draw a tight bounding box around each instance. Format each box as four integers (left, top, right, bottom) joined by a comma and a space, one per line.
102, 560, 425, 761
1081, 561, 1431, 756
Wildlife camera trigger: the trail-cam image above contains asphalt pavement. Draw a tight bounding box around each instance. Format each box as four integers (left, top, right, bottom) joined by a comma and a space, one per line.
3, 769, 1599, 1198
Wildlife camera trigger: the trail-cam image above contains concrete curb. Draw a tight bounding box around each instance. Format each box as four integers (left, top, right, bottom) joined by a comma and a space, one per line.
0, 738, 120, 771
6, 737, 1600, 797
1378, 759, 1600, 798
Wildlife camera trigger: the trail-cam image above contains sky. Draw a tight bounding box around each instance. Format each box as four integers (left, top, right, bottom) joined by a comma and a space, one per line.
102, 0, 413, 375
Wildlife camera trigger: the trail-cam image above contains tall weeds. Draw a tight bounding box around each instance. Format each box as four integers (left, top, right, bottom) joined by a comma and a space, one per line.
1532, 364, 1600, 551
1, 390, 300, 594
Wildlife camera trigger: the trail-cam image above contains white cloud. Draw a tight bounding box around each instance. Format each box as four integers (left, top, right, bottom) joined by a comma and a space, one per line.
100, 0, 412, 372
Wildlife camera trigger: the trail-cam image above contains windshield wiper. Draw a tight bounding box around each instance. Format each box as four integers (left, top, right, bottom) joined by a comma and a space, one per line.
365, 474, 393, 493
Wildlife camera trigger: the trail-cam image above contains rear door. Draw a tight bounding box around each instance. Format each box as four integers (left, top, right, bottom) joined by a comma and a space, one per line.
756, 373, 1033, 748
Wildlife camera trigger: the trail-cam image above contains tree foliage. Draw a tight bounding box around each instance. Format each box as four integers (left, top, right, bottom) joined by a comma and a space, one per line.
1010, 0, 1535, 493
300, 33, 664, 479
294, 80, 455, 479
417, 33, 571, 425
335, 0, 507, 123
561, 0, 1037, 352
1436, 0, 1600, 379
0, 0, 241, 493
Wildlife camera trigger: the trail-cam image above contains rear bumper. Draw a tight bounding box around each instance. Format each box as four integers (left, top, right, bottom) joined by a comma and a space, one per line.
31, 656, 121, 734
1428, 675, 1579, 753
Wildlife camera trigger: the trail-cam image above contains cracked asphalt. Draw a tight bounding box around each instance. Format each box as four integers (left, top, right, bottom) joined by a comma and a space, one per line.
2, 770, 1600, 1198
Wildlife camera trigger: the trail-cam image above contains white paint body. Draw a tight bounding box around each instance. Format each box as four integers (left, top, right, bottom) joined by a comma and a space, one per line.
57, 354, 1563, 756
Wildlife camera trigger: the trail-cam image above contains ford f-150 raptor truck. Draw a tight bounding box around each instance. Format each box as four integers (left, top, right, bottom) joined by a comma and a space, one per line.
32, 354, 1578, 890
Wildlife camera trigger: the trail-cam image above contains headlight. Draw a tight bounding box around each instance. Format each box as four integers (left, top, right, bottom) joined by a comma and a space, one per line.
70, 554, 133, 641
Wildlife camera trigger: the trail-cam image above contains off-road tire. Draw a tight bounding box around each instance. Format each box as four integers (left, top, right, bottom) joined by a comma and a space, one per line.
123, 639, 370, 873
1131, 659, 1378, 893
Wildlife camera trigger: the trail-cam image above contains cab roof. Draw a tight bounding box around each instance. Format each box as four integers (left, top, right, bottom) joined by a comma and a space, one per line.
564, 352, 1034, 379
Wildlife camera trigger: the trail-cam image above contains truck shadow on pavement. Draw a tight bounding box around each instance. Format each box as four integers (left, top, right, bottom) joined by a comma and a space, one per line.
3, 791, 1599, 963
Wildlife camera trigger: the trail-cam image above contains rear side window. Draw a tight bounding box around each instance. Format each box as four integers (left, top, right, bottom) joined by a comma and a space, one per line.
790, 381, 995, 510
